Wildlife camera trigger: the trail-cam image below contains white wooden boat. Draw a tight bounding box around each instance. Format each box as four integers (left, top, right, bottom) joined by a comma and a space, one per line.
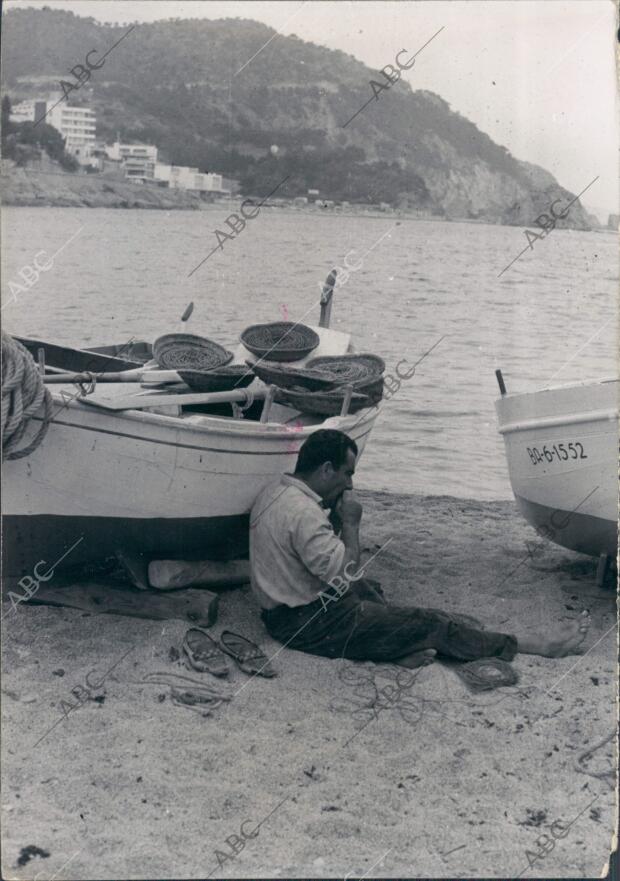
495, 376, 618, 559
3, 318, 380, 576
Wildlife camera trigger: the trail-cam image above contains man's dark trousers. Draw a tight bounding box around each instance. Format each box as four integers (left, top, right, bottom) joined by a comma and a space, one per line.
261, 578, 517, 662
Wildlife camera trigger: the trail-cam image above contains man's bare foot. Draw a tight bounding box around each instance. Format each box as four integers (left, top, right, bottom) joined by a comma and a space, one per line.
517, 611, 590, 658
395, 648, 437, 669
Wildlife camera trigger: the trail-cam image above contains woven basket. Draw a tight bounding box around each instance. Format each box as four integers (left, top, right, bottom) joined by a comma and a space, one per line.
179, 364, 254, 393
251, 360, 336, 392
306, 353, 385, 384
306, 355, 384, 403
241, 322, 320, 363
274, 386, 371, 416
153, 334, 233, 371
356, 376, 384, 404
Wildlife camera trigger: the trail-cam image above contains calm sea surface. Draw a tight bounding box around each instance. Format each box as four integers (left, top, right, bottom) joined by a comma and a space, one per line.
2, 206, 617, 500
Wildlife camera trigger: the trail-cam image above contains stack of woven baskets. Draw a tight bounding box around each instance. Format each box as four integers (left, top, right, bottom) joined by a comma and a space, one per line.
152, 323, 385, 416
261, 354, 385, 416
241, 321, 385, 414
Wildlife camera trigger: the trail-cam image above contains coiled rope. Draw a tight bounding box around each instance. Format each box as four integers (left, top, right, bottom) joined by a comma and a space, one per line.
1, 332, 53, 460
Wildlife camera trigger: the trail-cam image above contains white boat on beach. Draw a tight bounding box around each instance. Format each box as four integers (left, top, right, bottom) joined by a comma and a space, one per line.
495, 375, 618, 563
3, 296, 381, 576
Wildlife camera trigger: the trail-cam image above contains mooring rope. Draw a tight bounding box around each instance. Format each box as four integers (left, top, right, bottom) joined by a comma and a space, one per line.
1, 332, 53, 460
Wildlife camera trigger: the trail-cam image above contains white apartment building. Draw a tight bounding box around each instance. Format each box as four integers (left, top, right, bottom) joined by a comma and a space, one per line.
153, 163, 225, 193
10, 96, 97, 164
106, 141, 158, 180
45, 105, 96, 160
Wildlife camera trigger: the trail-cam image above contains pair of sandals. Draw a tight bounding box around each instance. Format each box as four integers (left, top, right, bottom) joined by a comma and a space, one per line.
182, 628, 277, 679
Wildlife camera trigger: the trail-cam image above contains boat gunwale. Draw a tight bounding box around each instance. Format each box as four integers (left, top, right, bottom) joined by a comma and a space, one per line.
33, 415, 376, 456
46, 392, 382, 440
496, 376, 617, 403
497, 408, 618, 435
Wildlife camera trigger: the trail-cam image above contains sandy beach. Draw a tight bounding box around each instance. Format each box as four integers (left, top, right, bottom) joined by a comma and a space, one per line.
1, 488, 616, 880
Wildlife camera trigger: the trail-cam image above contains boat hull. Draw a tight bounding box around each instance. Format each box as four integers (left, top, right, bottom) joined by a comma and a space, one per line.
3, 513, 251, 577
511, 495, 616, 558
2, 395, 378, 575
495, 378, 618, 558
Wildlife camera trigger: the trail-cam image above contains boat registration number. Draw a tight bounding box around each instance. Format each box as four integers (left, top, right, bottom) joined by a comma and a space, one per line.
526, 442, 587, 466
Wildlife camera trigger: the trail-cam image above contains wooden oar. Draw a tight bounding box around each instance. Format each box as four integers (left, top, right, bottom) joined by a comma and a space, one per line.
77, 387, 267, 411
42, 368, 183, 384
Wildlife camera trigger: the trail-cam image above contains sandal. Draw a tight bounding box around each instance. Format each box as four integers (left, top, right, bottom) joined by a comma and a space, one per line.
141, 671, 230, 717
140, 671, 231, 699
219, 630, 277, 678
170, 687, 226, 717
182, 628, 229, 677
454, 658, 519, 692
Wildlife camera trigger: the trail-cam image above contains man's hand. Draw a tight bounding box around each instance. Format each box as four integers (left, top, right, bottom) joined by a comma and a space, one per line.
336, 491, 362, 526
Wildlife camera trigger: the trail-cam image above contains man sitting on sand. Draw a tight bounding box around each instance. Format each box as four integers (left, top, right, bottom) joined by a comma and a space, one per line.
250, 428, 590, 668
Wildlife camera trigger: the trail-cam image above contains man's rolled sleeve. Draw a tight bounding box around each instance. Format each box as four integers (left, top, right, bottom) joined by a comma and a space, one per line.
292, 510, 346, 583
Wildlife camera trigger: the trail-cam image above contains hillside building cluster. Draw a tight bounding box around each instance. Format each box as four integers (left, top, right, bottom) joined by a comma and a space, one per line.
8, 94, 406, 213
10, 95, 230, 195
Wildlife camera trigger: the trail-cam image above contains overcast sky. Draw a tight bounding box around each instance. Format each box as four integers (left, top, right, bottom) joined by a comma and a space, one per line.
5, 0, 618, 219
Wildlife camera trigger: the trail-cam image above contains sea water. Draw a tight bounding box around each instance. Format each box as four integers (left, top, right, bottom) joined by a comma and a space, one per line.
2, 205, 616, 499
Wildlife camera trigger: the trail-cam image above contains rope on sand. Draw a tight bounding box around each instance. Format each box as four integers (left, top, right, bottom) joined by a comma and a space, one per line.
1, 332, 53, 460
574, 729, 616, 787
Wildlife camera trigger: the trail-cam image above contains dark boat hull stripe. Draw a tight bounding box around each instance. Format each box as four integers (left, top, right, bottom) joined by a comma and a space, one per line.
2, 513, 251, 578
514, 493, 617, 558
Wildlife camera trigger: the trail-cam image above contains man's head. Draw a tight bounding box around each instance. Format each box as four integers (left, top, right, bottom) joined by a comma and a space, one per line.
294, 429, 358, 503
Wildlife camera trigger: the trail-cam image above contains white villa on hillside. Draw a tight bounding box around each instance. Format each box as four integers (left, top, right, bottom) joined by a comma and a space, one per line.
106, 141, 158, 180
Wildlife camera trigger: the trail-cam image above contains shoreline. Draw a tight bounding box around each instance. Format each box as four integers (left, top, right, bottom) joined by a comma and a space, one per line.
2, 488, 615, 879
1, 168, 604, 231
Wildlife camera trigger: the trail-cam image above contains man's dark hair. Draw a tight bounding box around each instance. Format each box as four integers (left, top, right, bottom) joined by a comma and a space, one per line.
294, 429, 358, 475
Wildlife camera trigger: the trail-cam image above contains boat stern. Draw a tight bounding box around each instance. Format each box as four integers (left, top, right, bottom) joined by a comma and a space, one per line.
495, 378, 618, 557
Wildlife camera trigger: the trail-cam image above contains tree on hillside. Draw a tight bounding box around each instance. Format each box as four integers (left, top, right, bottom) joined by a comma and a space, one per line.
1, 95, 13, 136
18, 120, 78, 170
1, 95, 21, 161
